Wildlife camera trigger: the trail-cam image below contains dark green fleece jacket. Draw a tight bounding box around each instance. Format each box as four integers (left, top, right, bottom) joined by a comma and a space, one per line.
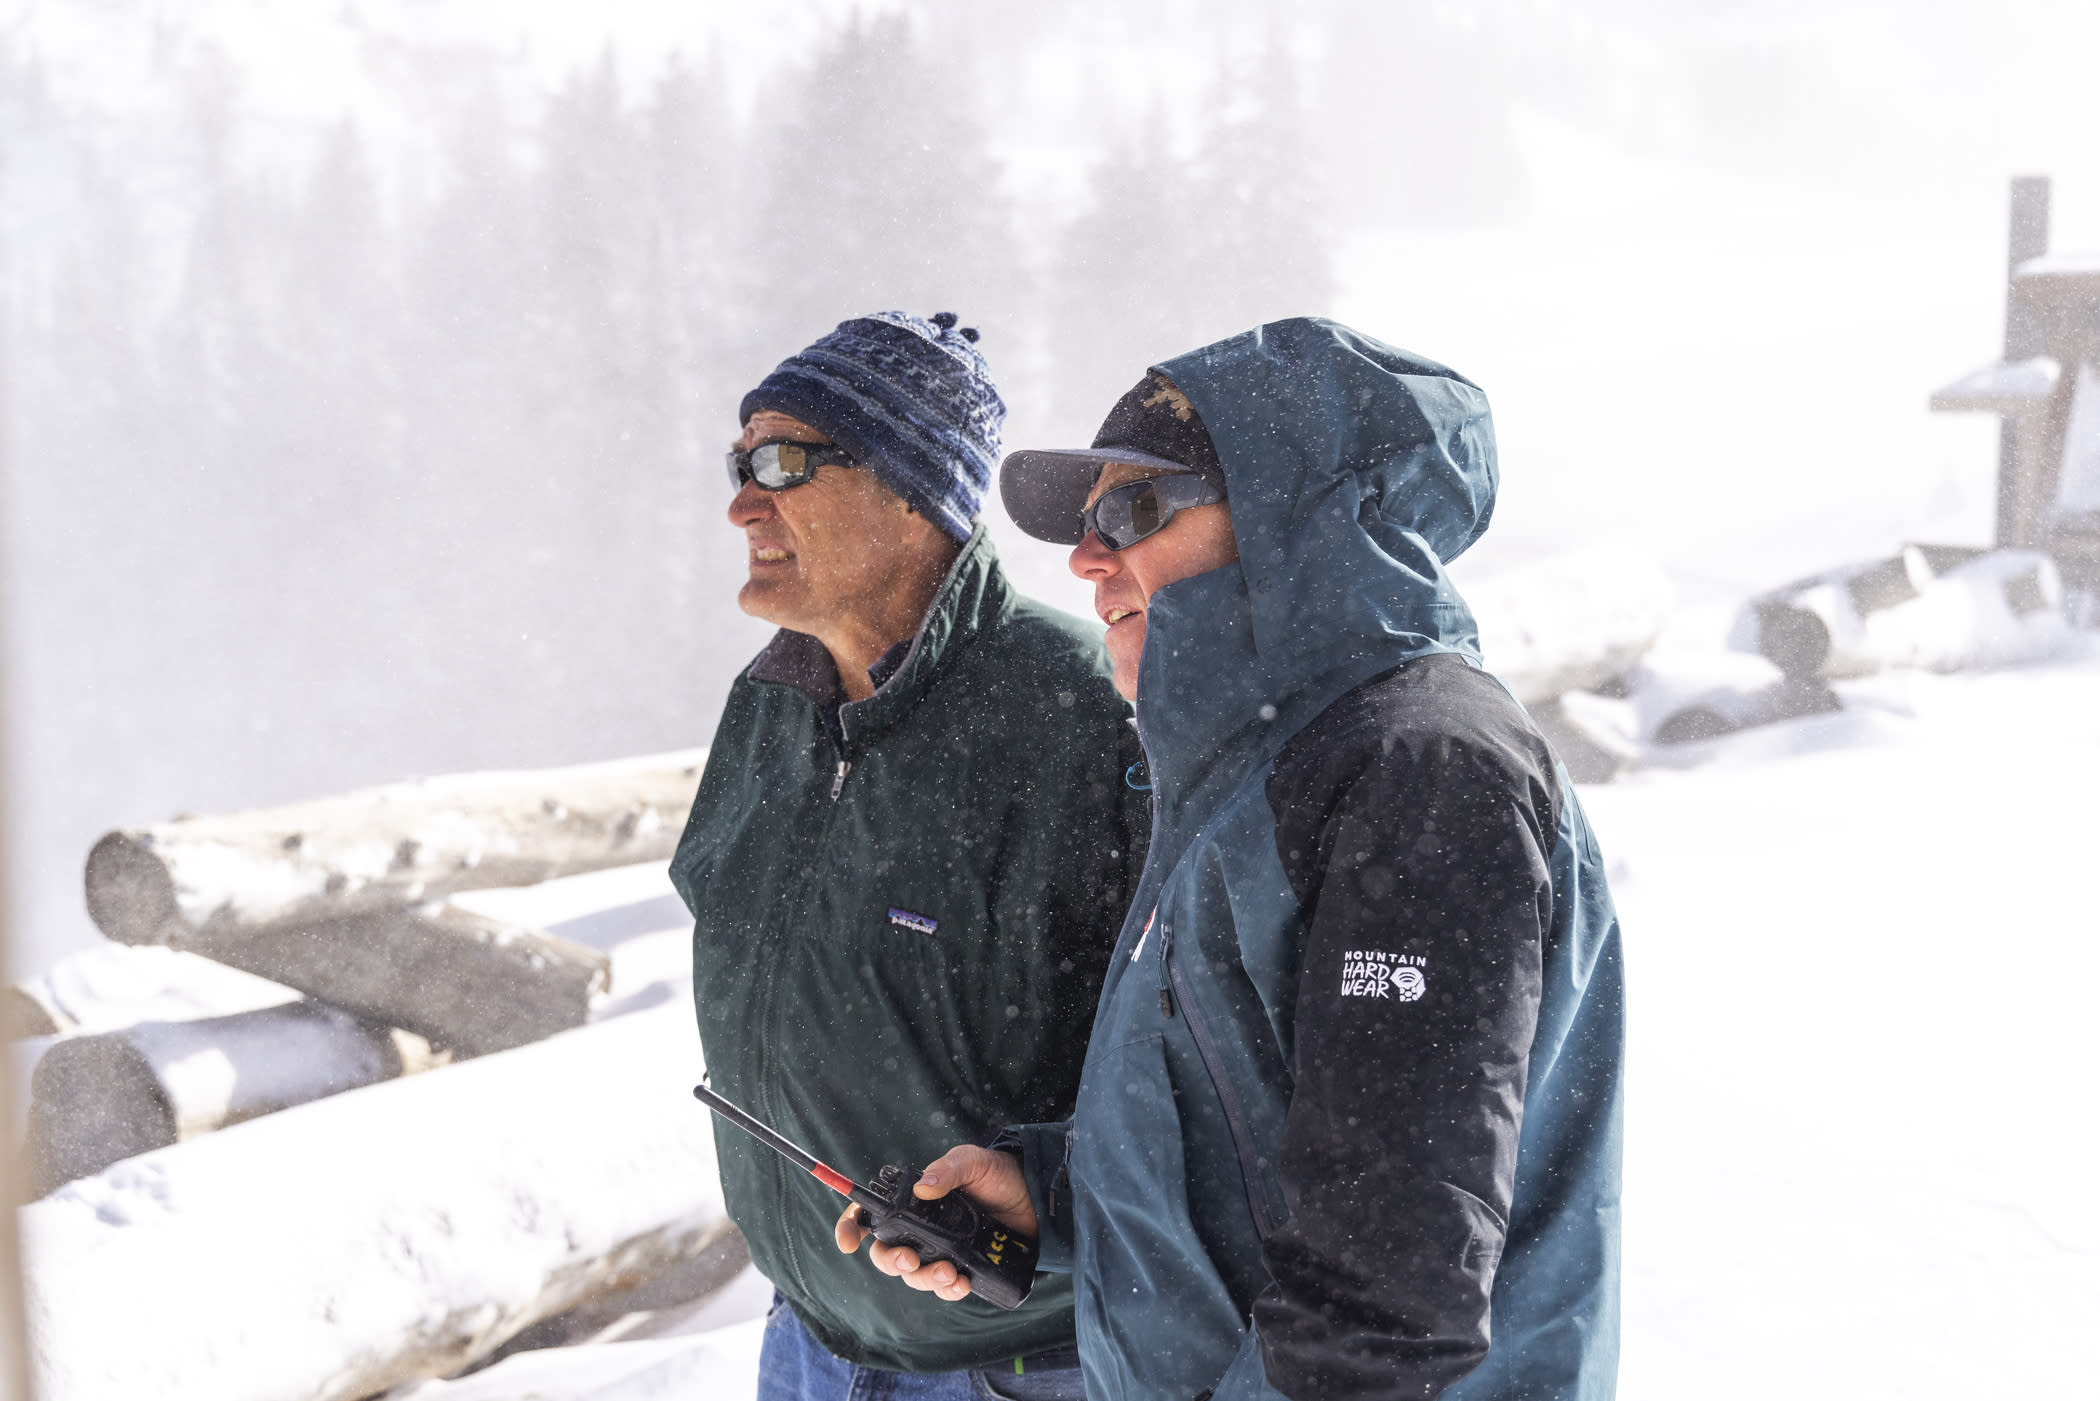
671, 527, 1145, 1372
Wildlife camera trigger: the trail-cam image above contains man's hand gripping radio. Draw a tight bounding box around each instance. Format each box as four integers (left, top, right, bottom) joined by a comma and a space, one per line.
691, 1082, 1036, 1310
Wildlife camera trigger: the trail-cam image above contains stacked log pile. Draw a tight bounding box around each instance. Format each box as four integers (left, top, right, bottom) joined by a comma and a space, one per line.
1635, 547, 2076, 747
16, 750, 706, 1191
21, 999, 737, 1401
11, 751, 738, 1399
1463, 544, 2076, 759
82, 750, 707, 1052
14, 749, 703, 1174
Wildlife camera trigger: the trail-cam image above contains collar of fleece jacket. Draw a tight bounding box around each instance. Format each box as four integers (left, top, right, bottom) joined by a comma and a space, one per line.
1131, 316, 1501, 825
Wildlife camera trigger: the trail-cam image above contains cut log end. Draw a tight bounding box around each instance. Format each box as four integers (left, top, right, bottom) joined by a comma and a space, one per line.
29, 1035, 178, 1196
3, 986, 65, 1040
1751, 601, 1833, 680
1653, 706, 1739, 746
85, 830, 185, 946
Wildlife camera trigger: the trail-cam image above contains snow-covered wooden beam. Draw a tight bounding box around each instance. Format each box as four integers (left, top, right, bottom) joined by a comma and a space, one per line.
26, 1002, 446, 1196
22, 1002, 730, 1401
83, 749, 706, 949
1465, 549, 1674, 705
187, 902, 611, 1057
1929, 355, 2060, 413
2013, 250, 2100, 307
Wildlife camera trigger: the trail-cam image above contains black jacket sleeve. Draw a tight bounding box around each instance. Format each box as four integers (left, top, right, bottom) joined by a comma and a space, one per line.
1253, 660, 1560, 1401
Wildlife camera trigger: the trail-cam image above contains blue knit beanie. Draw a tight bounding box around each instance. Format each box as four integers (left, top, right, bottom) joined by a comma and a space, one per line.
739, 311, 1006, 542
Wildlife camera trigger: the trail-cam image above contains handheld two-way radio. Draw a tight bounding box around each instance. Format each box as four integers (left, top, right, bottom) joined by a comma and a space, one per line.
691, 1082, 1036, 1311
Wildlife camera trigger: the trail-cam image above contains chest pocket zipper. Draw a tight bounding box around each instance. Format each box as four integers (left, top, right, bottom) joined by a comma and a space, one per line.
1160, 928, 1277, 1241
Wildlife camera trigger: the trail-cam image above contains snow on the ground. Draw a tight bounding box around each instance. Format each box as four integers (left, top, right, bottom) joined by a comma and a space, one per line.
21, 652, 2100, 1398
1590, 636, 2100, 1400
18, 866, 722, 1401
389, 1267, 774, 1401
22, 990, 726, 1401
390, 1317, 765, 1401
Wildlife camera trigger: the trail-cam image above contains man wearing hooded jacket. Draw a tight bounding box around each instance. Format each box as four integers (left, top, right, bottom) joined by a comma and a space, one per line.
841, 318, 1625, 1401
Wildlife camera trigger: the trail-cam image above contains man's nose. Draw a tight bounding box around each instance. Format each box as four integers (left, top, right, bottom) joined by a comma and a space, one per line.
728, 480, 775, 528
1068, 530, 1120, 580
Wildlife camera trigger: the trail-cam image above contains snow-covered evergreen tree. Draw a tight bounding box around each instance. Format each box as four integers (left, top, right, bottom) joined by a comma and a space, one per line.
1046, 105, 1209, 437
743, 15, 1022, 355
1046, 37, 1336, 437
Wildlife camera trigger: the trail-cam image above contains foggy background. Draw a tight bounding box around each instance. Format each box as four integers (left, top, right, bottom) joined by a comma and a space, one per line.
2, 0, 2096, 976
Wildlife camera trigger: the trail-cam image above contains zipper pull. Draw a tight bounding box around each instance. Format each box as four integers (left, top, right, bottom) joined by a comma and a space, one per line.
1158, 927, 1176, 1018
830, 759, 851, 800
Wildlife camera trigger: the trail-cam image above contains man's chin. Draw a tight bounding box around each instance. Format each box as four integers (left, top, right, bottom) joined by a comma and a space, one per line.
737, 577, 800, 626
1105, 628, 1143, 701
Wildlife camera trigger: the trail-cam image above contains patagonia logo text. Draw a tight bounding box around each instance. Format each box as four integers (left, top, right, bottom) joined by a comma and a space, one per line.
1340, 950, 1427, 1001
887, 907, 939, 936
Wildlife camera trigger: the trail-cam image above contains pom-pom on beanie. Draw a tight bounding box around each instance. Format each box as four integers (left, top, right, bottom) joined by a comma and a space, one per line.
739, 311, 1006, 542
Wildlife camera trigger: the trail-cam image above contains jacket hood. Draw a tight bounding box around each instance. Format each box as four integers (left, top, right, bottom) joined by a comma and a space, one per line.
1135, 317, 1498, 814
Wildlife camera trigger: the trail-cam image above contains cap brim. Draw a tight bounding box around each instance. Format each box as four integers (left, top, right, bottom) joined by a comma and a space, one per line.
998, 447, 1194, 545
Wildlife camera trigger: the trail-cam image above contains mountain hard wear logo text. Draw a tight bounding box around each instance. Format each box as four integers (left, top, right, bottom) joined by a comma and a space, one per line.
1341, 950, 1427, 1000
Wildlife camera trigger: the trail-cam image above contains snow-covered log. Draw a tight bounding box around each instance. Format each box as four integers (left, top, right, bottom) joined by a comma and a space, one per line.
1861, 549, 2072, 671
12, 867, 687, 1199
189, 902, 610, 1057
22, 1000, 727, 1401
1465, 549, 1674, 705
1628, 652, 1839, 745
7, 943, 299, 1040
83, 749, 707, 948
26, 1002, 445, 1196
1731, 548, 2069, 679
1730, 546, 1939, 677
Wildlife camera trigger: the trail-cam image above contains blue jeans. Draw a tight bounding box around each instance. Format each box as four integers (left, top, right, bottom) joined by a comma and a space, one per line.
756, 1295, 1086, 1401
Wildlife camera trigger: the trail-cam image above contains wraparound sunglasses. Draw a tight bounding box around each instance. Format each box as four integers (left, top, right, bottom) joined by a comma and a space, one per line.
1082, 474, 1225, 551
726, 441, 859, 492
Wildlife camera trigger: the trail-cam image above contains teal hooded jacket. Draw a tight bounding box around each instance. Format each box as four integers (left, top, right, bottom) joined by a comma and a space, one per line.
1010, 320, 1624, 1401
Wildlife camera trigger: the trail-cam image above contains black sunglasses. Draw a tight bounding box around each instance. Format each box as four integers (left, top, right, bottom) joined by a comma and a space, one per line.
1081, 474, 1225, 551
725, 441, 858, 492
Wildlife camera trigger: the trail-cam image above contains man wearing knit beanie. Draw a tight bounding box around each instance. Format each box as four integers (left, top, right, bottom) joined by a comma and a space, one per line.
672, 312, 1144, 1401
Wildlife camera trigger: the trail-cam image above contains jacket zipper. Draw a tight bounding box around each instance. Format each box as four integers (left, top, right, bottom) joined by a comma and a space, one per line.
765, 727, 858, 1297
1163, 930, 1276, 1241
1133, 725, 1275, 1233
